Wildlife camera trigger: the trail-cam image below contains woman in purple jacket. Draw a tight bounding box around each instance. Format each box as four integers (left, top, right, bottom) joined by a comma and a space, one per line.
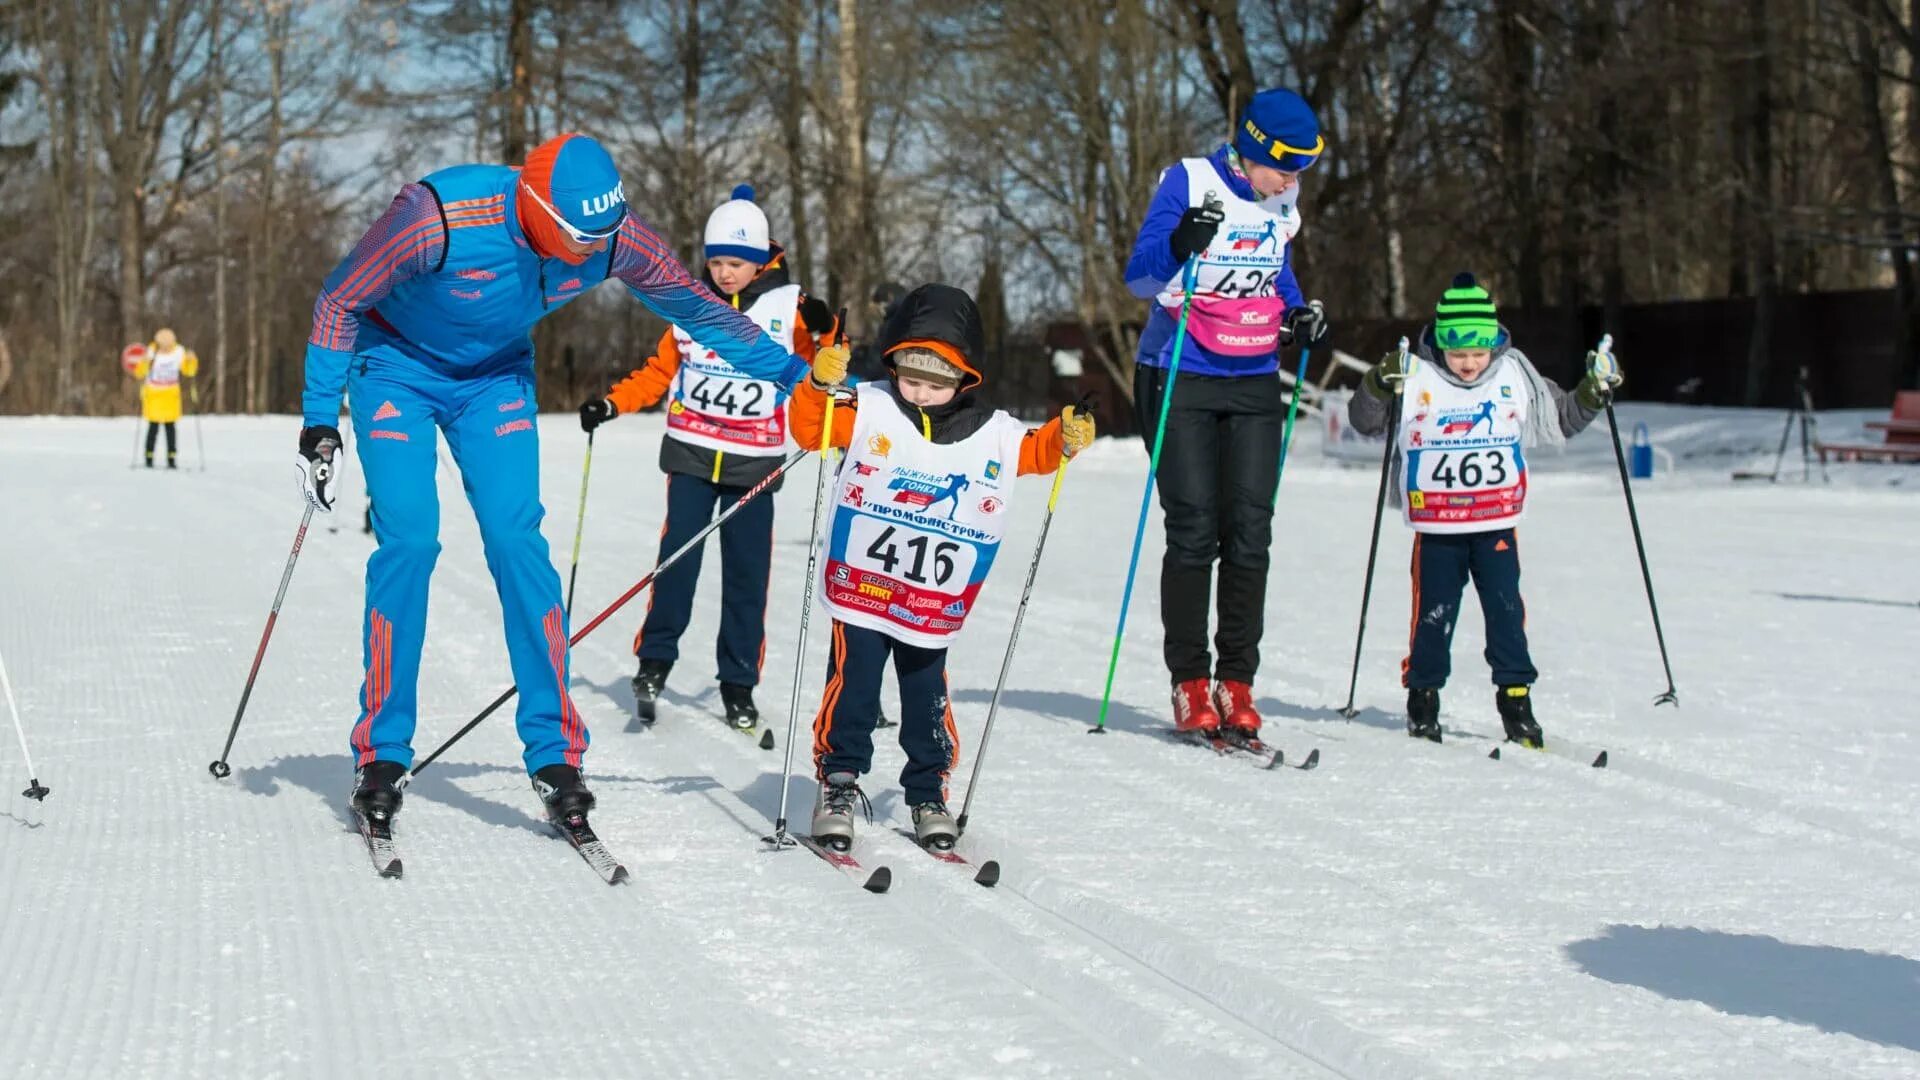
1122, 88, 1332, 740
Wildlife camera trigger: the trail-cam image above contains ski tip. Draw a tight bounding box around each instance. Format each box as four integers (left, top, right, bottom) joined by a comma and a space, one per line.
608, 864, 631, 885
863, 866, 892, 894
380, 860, 403, 879
1592, 750, 1609, 768
1299, 747, 1321, 770
1488, 746, 1502, 760
758, 729, 775, 751
973, 860, 1001, 888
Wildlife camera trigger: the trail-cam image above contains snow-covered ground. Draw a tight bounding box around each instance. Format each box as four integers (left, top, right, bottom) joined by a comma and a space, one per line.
2, 404, 1917, 1079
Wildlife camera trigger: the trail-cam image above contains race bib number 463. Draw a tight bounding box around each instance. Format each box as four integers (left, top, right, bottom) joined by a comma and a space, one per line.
1410, 444, 1521, 492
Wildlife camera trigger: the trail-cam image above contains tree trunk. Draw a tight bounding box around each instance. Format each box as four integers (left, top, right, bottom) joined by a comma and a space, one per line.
780, 2, 812, 287
1742, 0, 1778, 405
505, 0, 535, 161
678, 0, 703, 266
831, 0, 870, 333
212, 0, 228, 413
261, 9, 286, 411
1855, 0, 1920, 388
1496, 0, 1544, 308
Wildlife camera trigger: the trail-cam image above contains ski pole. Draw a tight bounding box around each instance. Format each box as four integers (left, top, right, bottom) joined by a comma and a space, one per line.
1337, 337, 1409, 718
1272, 324, 1317, 509
2, 646, 49, 801
409, 444, 811, 782
958, 456, 1069, 836
1594, 334, 1679, 706
767, 309, 847, 847
1091, 216, 1214, 734
209, 503, 316, 778
564, 430, 595, 620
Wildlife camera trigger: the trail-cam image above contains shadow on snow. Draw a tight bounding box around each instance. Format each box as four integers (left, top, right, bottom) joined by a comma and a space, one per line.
1566, 924, 1920, 1052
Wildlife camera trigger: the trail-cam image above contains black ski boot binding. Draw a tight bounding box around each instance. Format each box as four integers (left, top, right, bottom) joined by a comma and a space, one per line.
350, 760, 407, 821
719, 682, 759, 731
1406, 688, 1442, 743
1497, 686, 1544, 749
630, 658, 671, 724
532, 764, 597, 825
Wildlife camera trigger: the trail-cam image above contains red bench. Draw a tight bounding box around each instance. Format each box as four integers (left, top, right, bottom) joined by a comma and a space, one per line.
1817, 391, 1920, 463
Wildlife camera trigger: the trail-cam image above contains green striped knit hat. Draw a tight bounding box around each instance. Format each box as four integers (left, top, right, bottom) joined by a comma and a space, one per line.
1433, 272, 1501, 350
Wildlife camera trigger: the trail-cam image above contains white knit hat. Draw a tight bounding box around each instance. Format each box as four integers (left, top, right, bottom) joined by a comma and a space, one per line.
703, 184, 770, 264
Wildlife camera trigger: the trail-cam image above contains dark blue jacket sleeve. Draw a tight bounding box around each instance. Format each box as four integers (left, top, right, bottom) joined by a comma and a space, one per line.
1124, 165, 1189, 299
611, 216, 809, 390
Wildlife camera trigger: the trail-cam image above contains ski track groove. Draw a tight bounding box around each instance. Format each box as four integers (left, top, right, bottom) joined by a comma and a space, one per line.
630, 663, 1413, 1080
1010, 707, 1873, 1080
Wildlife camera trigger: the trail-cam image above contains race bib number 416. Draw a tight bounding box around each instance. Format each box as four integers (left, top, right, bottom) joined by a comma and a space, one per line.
844, 516, 977, 590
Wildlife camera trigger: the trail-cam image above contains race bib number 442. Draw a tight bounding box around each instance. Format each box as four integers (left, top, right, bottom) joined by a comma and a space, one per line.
682, 374, 773, 419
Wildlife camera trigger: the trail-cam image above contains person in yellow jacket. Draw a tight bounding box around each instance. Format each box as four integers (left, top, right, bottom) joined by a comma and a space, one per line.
132, 328, 198, 468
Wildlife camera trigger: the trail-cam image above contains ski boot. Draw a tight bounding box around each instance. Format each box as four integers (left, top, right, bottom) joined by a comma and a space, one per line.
630, 658, 671, 724
1406, 688, 1442, 743
1497, 685, 1544, 749
911, 800, 959, 851
1172, 678, 1222, 736
719, 682, 759, 731
532, 763, 597, 825
811, 771, 869, 852
350, 760, 407, 822
1211, 679, 1262, 740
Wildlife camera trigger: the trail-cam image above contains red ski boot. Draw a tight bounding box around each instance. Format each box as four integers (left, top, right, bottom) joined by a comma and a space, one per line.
1172, 678, 1222, 735
1211, 680, 1262, 737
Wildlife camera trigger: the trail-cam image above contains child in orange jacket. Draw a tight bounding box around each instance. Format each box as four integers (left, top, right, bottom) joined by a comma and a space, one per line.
792, 283, 1094, 851
577, 185, 835, 732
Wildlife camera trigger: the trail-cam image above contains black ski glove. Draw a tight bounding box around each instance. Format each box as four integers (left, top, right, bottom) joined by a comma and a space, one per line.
579, 397, 617, 433
1168, 202, 1225, 265
1280, 300, 1330, 348
297, 424, 343, 512
797, 294, 835, 336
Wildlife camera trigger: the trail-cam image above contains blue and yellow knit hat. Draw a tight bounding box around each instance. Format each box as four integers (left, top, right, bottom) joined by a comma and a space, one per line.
1233, 88, 1325, 173
1433, 272, 1502, 350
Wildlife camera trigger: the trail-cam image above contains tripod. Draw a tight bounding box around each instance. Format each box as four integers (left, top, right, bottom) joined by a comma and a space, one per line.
1736, 366, 1828, 483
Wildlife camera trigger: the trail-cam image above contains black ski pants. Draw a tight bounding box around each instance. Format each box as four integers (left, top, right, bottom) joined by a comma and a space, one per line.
1133, 366, 1283, 685
144, 421, 178, 466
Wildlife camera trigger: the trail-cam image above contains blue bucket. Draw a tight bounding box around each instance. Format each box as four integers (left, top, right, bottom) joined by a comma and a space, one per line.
1630, 423, 1654, 479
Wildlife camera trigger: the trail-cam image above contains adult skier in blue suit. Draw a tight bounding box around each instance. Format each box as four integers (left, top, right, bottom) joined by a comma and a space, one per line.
295, 133, 807, 827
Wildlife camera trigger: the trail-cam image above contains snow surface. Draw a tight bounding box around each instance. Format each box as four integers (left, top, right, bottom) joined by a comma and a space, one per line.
3, 405, 1918, 1079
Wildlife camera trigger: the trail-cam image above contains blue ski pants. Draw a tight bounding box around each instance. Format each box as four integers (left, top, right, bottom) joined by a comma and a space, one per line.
1402, 528, 1538, 690
811, 621, 959, 805
631, 472, 775, 687
347, 353, 586, 775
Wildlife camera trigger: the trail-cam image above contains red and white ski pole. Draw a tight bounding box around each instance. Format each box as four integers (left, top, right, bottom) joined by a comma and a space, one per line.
209, 504, 316, 778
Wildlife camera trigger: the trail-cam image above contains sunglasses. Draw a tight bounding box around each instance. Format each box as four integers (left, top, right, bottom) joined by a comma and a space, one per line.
519, 182, 627, 245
